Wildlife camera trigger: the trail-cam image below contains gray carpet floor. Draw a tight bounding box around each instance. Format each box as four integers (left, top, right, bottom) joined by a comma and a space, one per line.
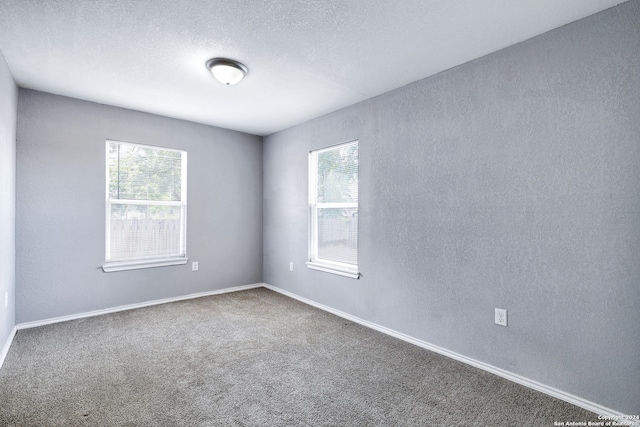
0, 287, 600, 426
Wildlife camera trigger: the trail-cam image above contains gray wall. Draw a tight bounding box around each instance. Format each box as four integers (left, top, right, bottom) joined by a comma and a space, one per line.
0, 50, 17, 349
16, 90, 263, 323
263, 2, 640, 415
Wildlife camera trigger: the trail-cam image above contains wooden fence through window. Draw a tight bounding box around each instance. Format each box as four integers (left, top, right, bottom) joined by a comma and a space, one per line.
109, 218, 181, 259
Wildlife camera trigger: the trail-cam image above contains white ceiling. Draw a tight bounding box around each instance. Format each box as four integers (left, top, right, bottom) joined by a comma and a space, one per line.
0, 0, 628, 136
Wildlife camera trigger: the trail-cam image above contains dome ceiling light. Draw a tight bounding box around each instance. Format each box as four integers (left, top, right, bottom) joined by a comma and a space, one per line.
206, 58, 248, 86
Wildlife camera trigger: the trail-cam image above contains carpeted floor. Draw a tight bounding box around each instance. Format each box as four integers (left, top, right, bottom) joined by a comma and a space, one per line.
0, 287, 600, 426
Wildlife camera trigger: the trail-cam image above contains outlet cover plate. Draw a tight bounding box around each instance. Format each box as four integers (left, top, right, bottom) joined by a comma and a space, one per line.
495, 308, 508, 326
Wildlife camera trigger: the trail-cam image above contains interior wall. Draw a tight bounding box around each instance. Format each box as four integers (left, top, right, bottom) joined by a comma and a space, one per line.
16, 90, 263, 324
263, 2, 640, 415
0, 50, 17, 350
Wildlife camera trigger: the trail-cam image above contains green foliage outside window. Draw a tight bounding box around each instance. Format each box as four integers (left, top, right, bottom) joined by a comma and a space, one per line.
108, 142, 184, 220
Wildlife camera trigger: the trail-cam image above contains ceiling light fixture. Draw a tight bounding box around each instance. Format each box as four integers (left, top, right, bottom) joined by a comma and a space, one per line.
206, 58, 248, 86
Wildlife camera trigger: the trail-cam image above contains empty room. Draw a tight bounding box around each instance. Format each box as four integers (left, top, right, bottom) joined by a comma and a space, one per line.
0, 0, 639, 425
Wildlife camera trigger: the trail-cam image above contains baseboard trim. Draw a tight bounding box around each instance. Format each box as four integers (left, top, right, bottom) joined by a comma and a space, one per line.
263, 283, 637, 424
16, 283, 263, 331
0, 326, 17, 371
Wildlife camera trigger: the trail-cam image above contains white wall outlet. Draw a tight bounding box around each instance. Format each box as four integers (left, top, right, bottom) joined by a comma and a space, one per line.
289, 262, 294, 271
192, 261, 199, 271
495, 308, 508, 327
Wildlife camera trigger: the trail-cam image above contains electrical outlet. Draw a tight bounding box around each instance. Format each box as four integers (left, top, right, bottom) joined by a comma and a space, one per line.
289, 262, 294, 271
495, 308, 508, 327
192, 262, 199, 271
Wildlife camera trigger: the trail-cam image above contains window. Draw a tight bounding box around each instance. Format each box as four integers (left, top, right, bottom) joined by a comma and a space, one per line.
103, 140, 187, 272
307, 140, 359, 278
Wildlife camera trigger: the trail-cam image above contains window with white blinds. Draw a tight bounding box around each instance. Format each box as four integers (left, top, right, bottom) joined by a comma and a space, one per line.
103, 140, 187, 272
307, 141, 359, 278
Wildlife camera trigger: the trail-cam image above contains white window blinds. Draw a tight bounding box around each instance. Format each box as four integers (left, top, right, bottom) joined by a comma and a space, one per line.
104, 140, 187, 271
308, 141, 359, 278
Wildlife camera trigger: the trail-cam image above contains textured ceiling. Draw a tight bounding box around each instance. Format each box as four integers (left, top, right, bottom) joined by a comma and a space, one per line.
0, 0, 629, 136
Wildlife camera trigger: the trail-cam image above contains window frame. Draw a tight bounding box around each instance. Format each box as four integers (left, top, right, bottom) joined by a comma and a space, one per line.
306, 140, 360, 279
102, 140, 188, 272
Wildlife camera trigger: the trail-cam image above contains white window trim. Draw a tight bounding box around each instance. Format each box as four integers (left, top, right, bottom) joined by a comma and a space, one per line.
102, 257, 188, 273
102, 140, 188, 272
305, 261, 360, 279
308, 140, 360, 279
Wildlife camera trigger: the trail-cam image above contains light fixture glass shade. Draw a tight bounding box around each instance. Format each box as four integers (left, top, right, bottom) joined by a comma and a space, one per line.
206, 58, 247, 85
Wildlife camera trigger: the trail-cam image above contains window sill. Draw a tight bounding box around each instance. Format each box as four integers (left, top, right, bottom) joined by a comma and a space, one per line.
102, 257, 188, 273
306, 261, 360, 279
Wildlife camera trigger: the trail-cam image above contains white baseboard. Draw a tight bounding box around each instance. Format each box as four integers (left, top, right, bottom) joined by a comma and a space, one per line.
263, 283, 638, 425
16, 283, 263, 330
0, 326, 17, 371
